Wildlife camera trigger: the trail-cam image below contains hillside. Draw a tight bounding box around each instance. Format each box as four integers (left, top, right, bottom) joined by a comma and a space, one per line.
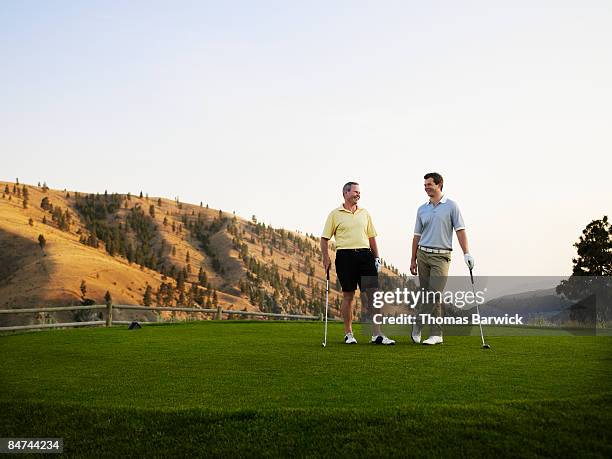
0, 180, 402, 326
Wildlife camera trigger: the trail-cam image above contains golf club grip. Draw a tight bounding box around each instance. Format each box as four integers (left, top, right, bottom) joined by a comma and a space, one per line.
469, 268, 474, 285
326, 267, 330, 281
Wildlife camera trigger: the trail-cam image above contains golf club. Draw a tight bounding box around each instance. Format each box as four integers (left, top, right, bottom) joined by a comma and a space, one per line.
322, 267, 330, 348
470, 267, 491, 349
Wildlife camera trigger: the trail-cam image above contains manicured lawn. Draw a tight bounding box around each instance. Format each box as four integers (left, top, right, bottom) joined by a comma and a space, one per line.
1, 322, 610, 457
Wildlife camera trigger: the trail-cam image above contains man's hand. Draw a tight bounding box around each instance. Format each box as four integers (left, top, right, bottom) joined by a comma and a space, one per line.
410, 258, 418, 276
464, 253, 475, 270
375, 257, 382, 273
322, 256, 331, 272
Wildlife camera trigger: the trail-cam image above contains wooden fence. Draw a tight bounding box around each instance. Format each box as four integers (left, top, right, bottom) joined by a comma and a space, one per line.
0, 304, 324, 332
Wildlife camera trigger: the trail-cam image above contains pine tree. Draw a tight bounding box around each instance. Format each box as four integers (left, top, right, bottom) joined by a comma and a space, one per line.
139, 191, 143, 198
28, 217, 34, 226
556, 216, 612, 307
186, 251, 190, 263
38, 234, 46, 250
149, 204, 155, 218
80, 280, 87, 301
158, 198, 162, 207
143, 285, 153, 306
163, 216, 168, 226
198, 266, 207, 287
104, 290, 112, 307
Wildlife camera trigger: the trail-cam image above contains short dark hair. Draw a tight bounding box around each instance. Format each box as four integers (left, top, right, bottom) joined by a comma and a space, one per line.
343, 182, 359, 195
424, 172, 443, 191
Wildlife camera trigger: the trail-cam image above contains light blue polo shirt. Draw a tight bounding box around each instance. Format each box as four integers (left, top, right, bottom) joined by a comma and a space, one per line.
413, 196, 465, 250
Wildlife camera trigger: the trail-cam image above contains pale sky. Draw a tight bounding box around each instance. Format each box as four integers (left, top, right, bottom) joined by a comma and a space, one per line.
2, 1, 611, 276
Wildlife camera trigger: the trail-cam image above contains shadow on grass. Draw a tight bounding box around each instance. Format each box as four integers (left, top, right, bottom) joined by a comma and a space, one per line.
1, 396, 610, 457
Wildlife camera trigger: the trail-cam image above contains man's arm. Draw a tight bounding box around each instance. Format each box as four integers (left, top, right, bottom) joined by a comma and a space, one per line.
368, 237, 379, 258
320, 237, 331, 271
410, 235, 420, 275
456, 229, 475, 269
456, 229, 469, 254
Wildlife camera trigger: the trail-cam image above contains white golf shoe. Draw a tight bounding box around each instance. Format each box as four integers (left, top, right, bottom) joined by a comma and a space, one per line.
422, 335, 443, 345
344, 332, 357, 344
371, 335, 396, 345
411, 323, 422, 344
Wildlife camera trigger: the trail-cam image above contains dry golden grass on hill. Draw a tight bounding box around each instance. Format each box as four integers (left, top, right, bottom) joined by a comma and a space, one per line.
1, 180, 401, 326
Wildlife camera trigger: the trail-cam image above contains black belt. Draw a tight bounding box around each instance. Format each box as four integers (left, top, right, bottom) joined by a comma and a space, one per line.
337, 248, 370, 252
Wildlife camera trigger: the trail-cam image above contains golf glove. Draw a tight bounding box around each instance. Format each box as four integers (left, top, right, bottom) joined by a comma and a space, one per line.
464, 253, 475, 269
375, 257, 382, 273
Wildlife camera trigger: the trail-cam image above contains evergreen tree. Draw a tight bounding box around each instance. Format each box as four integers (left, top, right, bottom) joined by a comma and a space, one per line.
158, 198, 162, 207
143, 285, 153, 306
80, 280, 87, 301
556, 215, 612, 313
149, 204, 155, 218
198, 266, 207, 287
38, 234, 46, 250
28, 218, 34, 226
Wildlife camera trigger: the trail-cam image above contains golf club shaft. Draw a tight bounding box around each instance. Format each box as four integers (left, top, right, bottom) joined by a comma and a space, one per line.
323, 268, 329, 346
470, 268, 486, 346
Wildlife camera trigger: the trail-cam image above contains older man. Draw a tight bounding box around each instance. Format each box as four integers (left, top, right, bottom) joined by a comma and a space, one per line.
321, 182, 395, 345
410, 172, 474, 345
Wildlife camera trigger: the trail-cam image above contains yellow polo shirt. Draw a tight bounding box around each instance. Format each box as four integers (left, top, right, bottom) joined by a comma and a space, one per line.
322, 206, 377, 249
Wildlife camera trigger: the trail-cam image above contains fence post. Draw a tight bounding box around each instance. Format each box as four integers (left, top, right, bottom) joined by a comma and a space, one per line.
216, 306, 222, 320
105, 295, 113, 327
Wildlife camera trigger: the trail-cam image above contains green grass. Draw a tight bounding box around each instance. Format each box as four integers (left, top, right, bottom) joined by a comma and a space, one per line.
1, 322, 611, 457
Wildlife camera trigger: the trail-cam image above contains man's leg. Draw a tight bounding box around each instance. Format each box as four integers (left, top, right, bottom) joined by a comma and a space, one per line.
422, 252, 450, 338
364, 288, 382, 336
342, 291, 355, 334
415, 249, 431, 339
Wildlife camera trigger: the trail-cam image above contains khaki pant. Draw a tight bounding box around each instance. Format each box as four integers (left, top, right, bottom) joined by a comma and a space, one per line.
416, 249, 451, 337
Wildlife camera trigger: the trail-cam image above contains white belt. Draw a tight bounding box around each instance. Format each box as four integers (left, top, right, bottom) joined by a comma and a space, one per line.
419, 246, 452, 254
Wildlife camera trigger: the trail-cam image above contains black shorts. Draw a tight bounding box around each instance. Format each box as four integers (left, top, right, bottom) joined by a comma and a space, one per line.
335, 249, 379, 292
